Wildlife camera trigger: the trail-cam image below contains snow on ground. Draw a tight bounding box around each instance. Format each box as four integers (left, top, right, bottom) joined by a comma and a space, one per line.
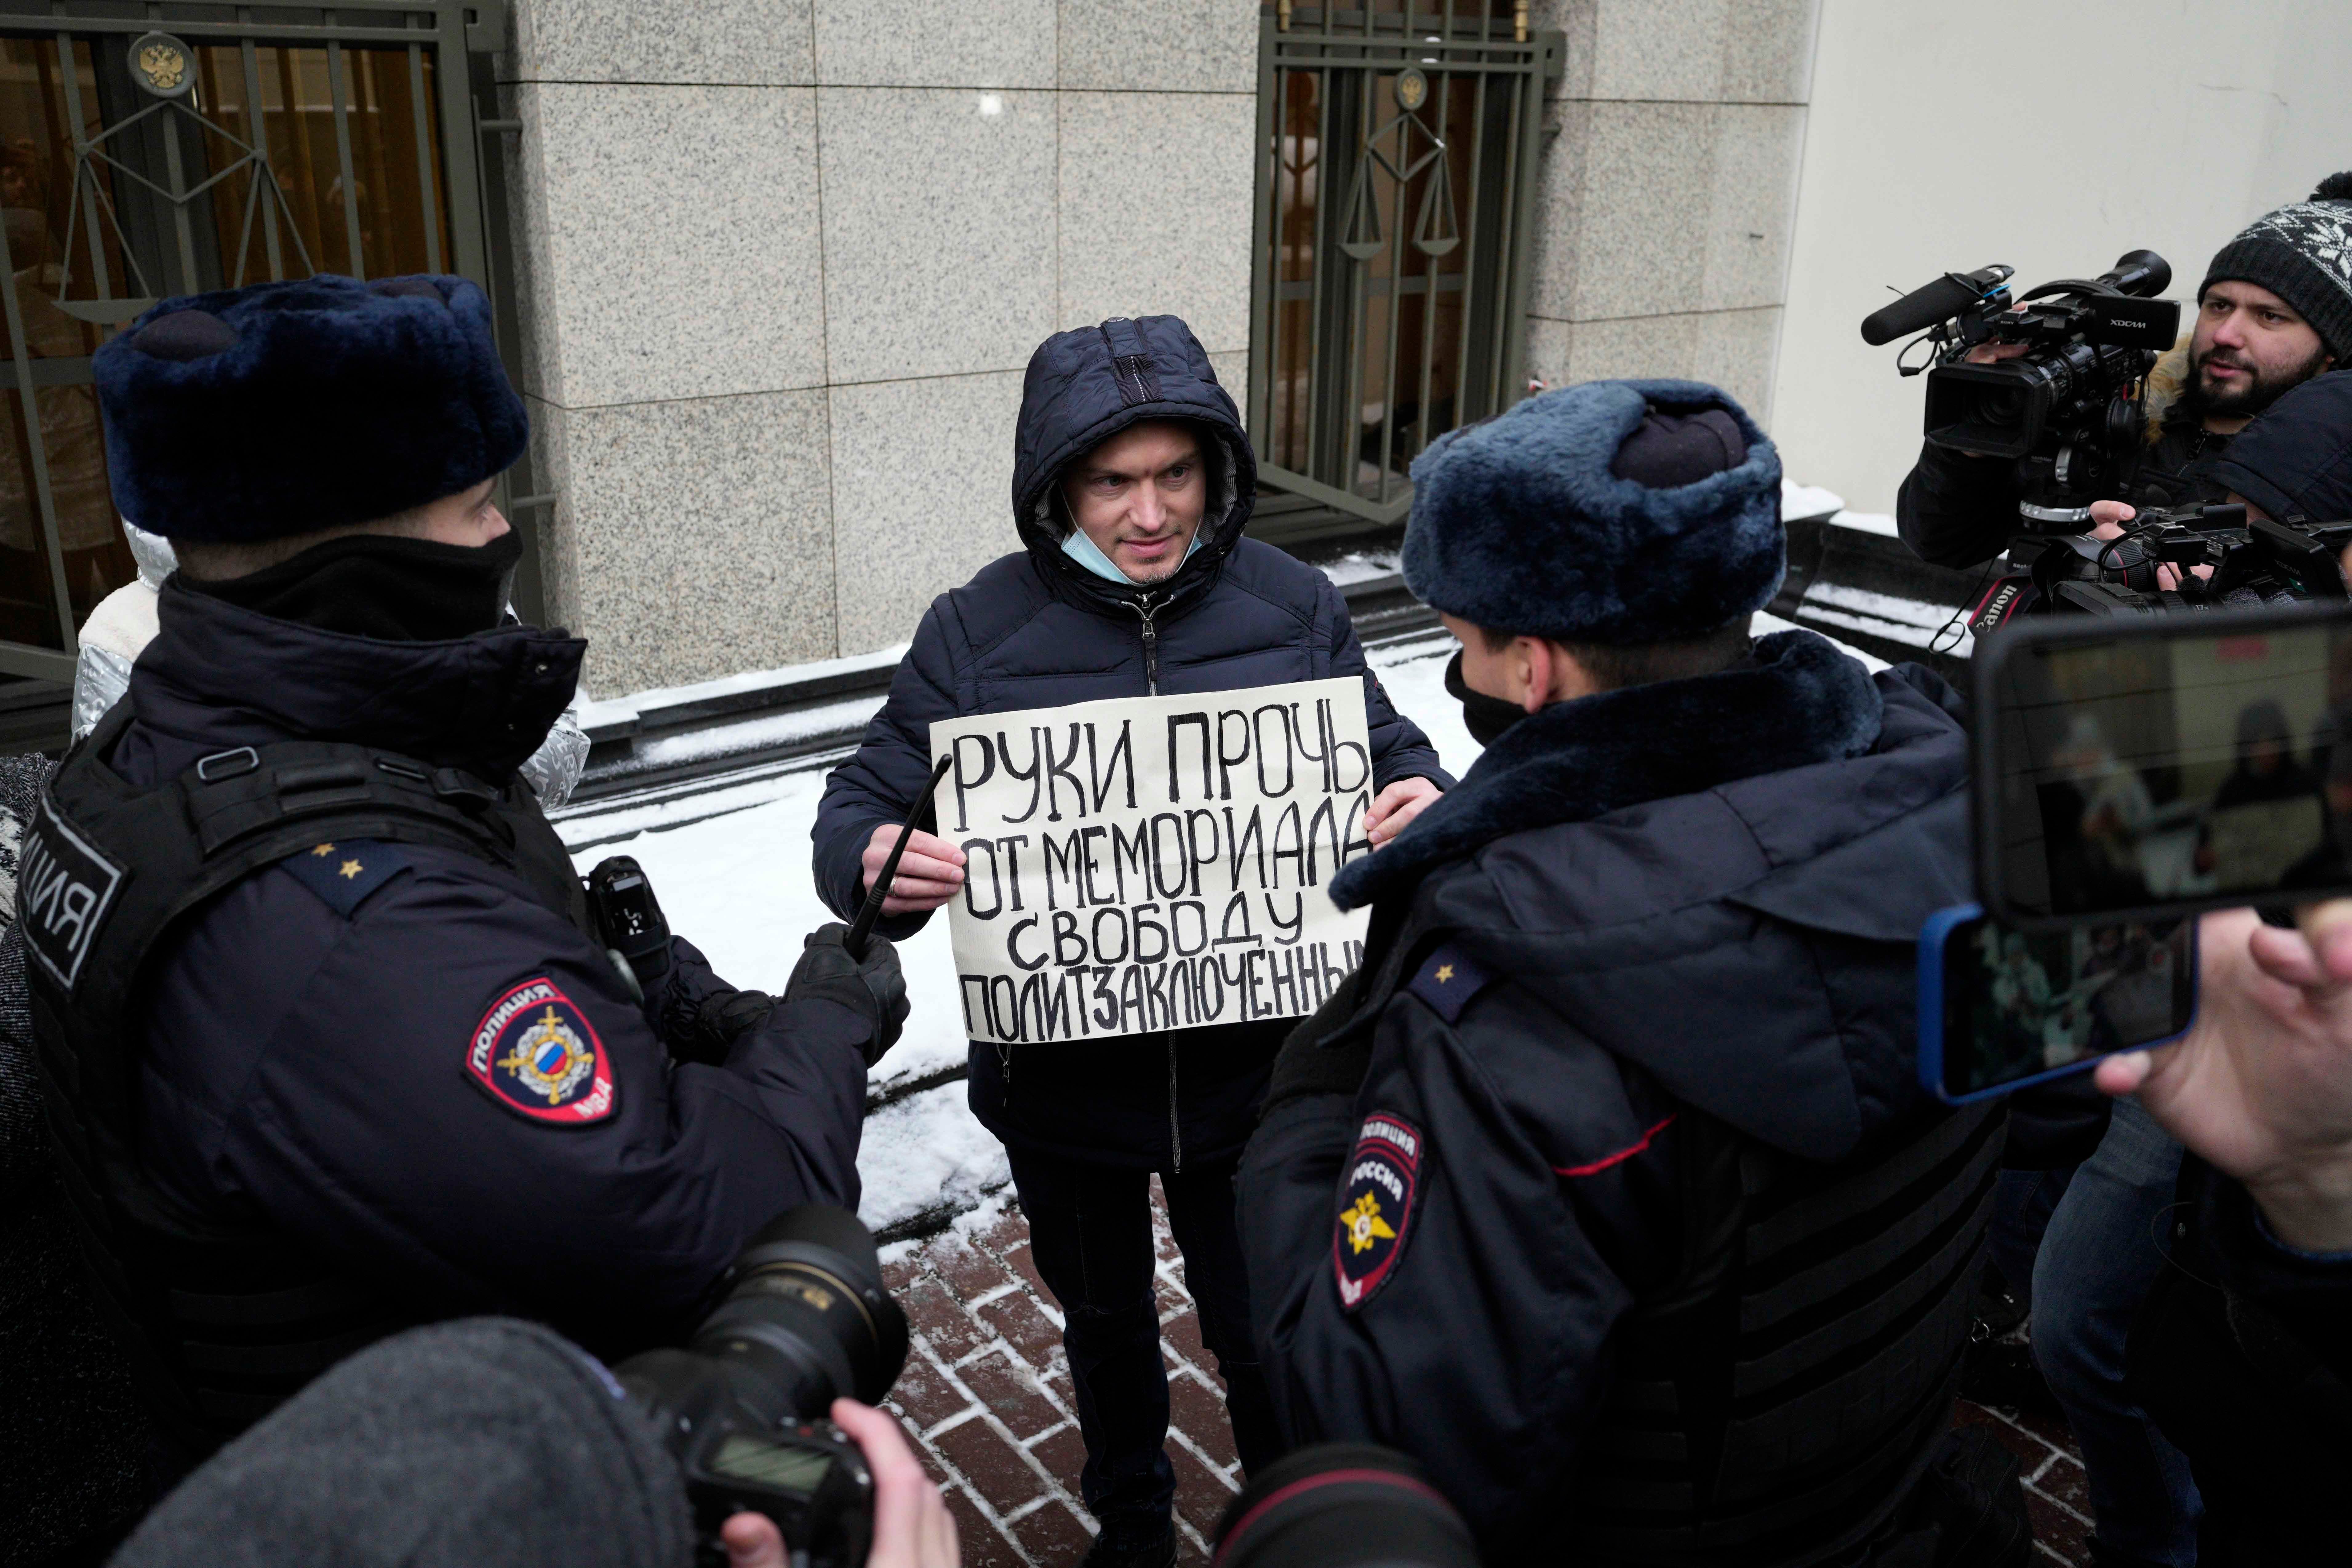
1782, 479, 1845, 520
561, 622, 1872, 1234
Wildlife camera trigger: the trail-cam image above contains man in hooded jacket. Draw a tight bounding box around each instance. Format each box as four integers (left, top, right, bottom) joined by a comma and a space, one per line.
813, 315, 1449, 1568
1240, 381, 2020, 1565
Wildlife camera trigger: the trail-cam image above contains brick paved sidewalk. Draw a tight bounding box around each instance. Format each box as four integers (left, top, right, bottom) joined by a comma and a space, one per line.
879, 1183, 2097, 1568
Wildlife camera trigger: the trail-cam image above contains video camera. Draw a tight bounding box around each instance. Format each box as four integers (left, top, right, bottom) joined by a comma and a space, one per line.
1863, 251, 2180, 526
614, 1205, 909, 1568
2022, 499, 2352, 617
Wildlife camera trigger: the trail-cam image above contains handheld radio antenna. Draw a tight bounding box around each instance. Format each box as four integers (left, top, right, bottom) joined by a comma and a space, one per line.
845, 754, 955, 959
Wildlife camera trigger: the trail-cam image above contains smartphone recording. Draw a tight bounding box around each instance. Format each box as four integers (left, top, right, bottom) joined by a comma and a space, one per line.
1918, 905, 2196, 1103
1975, 603, 2352, 925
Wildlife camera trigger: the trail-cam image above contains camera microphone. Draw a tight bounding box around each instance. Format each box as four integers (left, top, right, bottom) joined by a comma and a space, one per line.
1860, 265, 2012, 345
2096, 249, 2172, 298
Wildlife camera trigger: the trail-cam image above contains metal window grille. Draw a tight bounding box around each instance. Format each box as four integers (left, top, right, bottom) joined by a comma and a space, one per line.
0, 0, 520, 686
1249, 5, 1560, 535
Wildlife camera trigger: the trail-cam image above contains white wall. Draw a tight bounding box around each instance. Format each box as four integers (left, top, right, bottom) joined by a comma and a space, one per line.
1770, 0, 2352, 516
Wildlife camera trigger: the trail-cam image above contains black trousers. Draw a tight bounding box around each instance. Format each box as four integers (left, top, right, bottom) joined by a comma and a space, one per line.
1003, 1145, 1282, 1546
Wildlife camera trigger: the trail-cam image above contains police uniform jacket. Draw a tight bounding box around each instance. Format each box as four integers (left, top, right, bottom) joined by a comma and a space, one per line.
108, 583, 873, 1356
813, 316, 1448, 1171
1239, 633, 1994, 1562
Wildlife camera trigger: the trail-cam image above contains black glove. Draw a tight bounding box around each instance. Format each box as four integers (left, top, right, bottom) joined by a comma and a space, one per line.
786, 923, 909, 1066
672, 988, 777, 1066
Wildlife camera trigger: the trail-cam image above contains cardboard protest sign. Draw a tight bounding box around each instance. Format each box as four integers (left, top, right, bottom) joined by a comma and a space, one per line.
930, 678, 1376, 1045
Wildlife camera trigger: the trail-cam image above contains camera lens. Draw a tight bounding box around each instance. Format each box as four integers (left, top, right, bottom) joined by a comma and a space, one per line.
651, 1204, 908, 1433
1975, 386, 2028, 428
1212, 1445, 1477, 1568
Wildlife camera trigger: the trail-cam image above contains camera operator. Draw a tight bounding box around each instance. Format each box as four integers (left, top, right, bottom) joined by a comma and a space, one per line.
1241, 382, 2030, 1564
1897, 176, 2352, 569
1970, 368, 2352, 1568
19, 276, 908, 1485
107, 1316, 959, 1568
2090, 903, 2352, 1564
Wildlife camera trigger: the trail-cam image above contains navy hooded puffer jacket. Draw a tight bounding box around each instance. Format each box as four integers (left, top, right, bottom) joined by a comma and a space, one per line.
812, 316, 1450, 1170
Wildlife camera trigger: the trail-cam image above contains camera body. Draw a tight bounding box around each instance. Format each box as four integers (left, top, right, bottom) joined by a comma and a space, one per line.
1870, 251, 2181, 523
2021, 502, 2352, 617
614, 1205, 909, 1568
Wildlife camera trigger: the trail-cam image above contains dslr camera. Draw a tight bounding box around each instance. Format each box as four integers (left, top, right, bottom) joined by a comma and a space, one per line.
614, 1205, 909, 1568
1863, 250, 2180, 525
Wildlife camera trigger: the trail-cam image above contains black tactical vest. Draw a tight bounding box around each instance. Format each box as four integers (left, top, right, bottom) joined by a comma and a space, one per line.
1571, 1096, 2007, 1566
22, 704, 594, 1458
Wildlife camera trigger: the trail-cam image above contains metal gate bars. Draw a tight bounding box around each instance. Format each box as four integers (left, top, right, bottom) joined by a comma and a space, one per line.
1249, 5, 1560, 528
0, 0, 509, 682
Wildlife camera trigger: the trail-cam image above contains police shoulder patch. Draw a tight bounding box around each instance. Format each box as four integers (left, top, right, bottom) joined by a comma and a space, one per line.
466, 978, 617, 1126
1405, 944, 1491, 1023
280, 838, 410, 917
17, 795, 125, 992
1333, 1111, 1423, 1311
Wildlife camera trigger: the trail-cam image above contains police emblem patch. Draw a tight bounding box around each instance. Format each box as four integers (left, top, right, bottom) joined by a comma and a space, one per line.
1333, 1112, 1422, 1311
467, 978, 616, 1125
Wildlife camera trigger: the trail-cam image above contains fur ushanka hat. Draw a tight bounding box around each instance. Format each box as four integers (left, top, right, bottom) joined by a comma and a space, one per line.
93, 273, 527, 543
1400, 378, 1784, 645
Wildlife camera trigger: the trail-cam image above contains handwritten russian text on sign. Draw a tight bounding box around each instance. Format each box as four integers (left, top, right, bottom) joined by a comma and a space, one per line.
931, 678, 1376, 1045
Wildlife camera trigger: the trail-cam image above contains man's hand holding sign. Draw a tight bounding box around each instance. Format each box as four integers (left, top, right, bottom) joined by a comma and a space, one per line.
861, 769, 1432, 917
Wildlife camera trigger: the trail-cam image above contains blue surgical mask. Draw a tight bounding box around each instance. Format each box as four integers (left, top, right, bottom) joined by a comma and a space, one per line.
1060, 526, 1204, 585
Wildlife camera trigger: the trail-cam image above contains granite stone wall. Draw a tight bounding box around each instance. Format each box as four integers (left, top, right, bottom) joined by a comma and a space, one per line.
1521, 0, 1820, 423
500, 1, 1817, 696
499, 0, 1259, 693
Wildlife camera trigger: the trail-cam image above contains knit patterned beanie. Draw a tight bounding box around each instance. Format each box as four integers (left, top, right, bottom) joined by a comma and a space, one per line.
2200, 173, 2352, 364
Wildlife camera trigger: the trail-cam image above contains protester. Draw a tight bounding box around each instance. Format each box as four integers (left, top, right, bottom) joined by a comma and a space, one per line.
1240, 381, 2027, 1564
26, 274, 907, 1482
1898, 175, 2352, 569
813, 316, 1450, 1568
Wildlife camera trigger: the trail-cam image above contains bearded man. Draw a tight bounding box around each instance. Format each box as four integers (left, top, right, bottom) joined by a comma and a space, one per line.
1897, 174, 2352, 568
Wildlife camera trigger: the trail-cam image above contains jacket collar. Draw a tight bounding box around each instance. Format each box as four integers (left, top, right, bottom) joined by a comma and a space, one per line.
1331, 629, 1885, 911
124, 577, 585, 782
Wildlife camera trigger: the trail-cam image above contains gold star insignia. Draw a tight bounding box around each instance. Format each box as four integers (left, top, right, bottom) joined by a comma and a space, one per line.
1341, 1192, 1397, 1255
338, 859, 363, 880
312, 843, 335, 857
1435, 964, 1455, 983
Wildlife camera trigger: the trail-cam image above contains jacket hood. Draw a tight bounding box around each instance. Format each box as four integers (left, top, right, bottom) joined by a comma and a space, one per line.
123, 577, 584, 783
1009, 316, 1257, 615
2184, 367, 2352, 525
1351, 637, 1971, 1158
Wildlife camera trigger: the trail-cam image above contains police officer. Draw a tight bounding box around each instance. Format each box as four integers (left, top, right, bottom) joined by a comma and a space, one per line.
1239, 382, 2018, 1563
21, 275, 907, 1475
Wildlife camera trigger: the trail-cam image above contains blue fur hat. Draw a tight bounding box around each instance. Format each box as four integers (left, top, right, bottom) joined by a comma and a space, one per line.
93, 273, 527, 543
1401, 378, 1783, 644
